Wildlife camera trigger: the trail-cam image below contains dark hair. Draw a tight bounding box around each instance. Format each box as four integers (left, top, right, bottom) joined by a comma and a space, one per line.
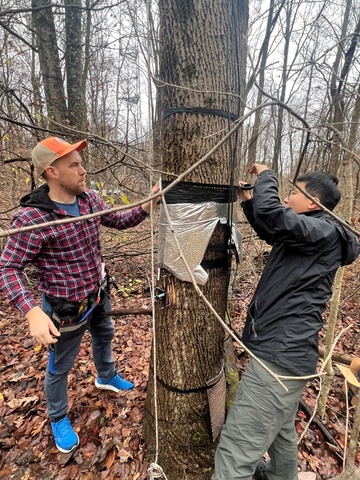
296, 172, 341, 211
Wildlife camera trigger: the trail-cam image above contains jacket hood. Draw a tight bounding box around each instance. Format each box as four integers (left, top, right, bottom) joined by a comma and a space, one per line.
20, 184, 87, 211
331, 216, 360, 266
304, 210, 359, 266
20, 184, 57, 210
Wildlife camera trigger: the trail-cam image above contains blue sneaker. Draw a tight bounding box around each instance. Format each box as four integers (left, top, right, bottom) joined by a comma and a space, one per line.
95, 373, 134, 392
51, 416, 79, 453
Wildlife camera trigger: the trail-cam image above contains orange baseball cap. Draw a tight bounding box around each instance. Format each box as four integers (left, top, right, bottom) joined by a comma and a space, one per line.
32, 137, 87, 175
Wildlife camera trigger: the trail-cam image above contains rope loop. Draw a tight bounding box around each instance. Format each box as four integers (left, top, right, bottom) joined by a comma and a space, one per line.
148, 462, 168, 479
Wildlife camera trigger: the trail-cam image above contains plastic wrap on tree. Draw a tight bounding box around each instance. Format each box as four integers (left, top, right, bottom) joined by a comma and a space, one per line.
158, 201, 242, 285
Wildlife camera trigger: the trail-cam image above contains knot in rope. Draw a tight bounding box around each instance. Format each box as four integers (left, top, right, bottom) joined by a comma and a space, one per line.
148, 462, 167, 479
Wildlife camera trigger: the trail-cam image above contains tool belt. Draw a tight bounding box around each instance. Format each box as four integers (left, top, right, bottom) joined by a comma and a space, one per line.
45, 288, 108, 342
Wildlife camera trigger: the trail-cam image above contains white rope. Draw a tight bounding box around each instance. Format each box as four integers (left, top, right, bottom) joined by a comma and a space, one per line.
148, 463, 169, 480
148, 184, 162, 471
146, 0, 166, 478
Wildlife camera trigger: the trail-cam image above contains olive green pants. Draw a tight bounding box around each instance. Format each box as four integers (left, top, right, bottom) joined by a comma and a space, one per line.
212, 359, 307, 480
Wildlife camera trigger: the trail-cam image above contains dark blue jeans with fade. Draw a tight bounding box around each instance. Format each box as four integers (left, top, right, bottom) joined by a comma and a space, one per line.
42, 295, 115, 421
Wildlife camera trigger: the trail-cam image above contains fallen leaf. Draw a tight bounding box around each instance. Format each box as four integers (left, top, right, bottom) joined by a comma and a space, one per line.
32, 418, 47, 436
106, 404, 113, 419
7, 396, 39, 409
105, 449, 116, 469
118, 448, 131, 463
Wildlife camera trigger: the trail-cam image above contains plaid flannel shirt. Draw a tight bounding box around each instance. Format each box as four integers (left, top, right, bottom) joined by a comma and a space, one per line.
0, 190, 148, 316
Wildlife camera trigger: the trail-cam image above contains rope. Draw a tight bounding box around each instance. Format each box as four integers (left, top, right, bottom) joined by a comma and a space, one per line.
146, 0, 166, 478
224, 0, 242, 329
148, 463, 169, 480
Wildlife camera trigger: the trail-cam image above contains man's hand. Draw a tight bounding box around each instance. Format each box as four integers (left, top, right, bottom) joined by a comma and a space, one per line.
238, 181, 253, 202
249, 163, 269, 175
142, 182, 161, 214
239, 164, 269, 202
26, 306, 60, 345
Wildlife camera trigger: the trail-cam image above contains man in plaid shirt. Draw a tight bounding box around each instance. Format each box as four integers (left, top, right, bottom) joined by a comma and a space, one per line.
0, 137, 160, 454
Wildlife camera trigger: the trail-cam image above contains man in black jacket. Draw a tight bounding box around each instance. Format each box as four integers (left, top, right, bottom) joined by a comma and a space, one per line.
212, 164, 359, 480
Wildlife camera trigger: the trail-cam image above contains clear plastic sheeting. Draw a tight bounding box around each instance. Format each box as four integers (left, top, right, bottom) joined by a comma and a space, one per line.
158, 202, 242, 285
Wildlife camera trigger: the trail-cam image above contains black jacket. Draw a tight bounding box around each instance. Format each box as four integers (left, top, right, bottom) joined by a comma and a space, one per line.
242, 170, 359, 376
20, 183, 86, 210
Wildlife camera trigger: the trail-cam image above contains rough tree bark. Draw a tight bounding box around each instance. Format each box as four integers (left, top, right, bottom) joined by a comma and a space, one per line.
143, 0, 248, 478
65, 0, 86, 129
32, 0, 68, 127
32, 0, 87, 132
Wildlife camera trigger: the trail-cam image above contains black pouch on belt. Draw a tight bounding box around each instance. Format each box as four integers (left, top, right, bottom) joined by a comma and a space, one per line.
46, 296, 90, 342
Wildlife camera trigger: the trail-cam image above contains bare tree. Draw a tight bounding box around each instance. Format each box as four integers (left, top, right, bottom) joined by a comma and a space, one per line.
65, 0, 86, 129
143, 0, 248, 478
31, 0, 68, 127
247, 0, 285, 169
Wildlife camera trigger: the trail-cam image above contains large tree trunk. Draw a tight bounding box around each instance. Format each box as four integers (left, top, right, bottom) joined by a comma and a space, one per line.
144, 1, 248, 478
65, 0, 86, 129
32, 0, 68, 127
32, 0, 87, 132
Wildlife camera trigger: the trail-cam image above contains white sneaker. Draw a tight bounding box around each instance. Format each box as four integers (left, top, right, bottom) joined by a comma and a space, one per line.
298, 473, 316, 480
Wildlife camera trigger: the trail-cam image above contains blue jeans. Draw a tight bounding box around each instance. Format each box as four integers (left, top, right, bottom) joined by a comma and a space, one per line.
42, 294, 116, 420
212, 359, 307, 480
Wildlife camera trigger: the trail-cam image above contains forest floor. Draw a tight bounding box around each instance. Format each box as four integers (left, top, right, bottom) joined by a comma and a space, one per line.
0, 217, 359, 480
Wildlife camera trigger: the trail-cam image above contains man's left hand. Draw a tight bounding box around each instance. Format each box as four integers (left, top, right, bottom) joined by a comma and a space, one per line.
238, 181, 253, 202
142, 182, 161, 214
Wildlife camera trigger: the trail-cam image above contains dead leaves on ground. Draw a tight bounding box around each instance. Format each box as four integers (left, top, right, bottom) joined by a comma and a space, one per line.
0, 241, 359, 479
0, 276, 153, 479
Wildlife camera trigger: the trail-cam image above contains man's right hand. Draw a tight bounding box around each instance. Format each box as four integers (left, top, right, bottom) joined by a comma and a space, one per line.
25, 306, 60, 345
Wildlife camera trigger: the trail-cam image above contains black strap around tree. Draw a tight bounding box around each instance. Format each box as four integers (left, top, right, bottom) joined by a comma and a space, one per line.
200, 258, 227, 270
161, 180, 238, 204
163, 106, 239, 123
156, 376, 212, 394
154, 364, 224, 394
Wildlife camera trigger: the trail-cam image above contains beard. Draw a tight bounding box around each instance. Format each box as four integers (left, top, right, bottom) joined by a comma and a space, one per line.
59, 178, 86, 196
